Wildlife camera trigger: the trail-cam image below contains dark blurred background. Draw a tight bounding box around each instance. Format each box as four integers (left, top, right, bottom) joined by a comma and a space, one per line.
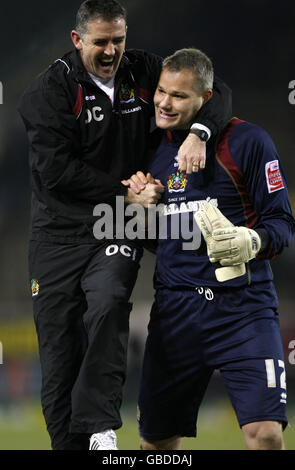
0, 0, 294, 449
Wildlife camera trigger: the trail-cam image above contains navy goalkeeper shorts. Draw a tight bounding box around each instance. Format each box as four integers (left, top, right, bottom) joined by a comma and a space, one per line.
138, 283, 288, 441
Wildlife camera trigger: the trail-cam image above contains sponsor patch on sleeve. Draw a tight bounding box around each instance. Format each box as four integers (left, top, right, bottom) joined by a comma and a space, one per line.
265, 160, 284, 193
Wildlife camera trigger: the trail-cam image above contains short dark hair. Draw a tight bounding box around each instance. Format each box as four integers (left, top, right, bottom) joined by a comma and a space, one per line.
76, 0, 127, 37
162, 48, 214, 94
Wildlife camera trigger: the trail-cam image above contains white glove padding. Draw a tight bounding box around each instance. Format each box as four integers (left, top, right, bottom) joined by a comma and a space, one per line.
194, 202, 234, 238
209, 226, 261, 265
194, 202, 256, 282
215, 263, 246, 282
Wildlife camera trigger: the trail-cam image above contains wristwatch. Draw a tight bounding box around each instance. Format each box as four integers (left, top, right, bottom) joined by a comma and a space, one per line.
189, 128, 209, 142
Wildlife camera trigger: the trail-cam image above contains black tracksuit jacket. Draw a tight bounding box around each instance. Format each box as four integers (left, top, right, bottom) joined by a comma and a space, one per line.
18, 48, 232, 243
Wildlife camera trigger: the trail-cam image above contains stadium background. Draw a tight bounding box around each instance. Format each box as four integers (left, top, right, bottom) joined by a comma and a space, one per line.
0, 0, 295, 449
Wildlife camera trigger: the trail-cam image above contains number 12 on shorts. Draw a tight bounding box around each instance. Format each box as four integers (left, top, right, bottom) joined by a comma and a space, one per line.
265, 359, 286, 389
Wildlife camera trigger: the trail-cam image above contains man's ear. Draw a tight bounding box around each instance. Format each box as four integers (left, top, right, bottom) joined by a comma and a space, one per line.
203, 89, 213, 105
71, 30, 83, 51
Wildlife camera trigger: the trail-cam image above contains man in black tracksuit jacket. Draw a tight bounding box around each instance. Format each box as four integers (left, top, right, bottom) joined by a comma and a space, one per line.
18, 0, 232, 450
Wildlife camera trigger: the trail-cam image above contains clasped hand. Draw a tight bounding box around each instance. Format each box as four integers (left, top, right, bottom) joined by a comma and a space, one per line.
122, 172, 164, 208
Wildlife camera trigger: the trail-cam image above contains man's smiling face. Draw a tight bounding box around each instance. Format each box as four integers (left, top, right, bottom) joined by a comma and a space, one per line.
71, 17, 127, 80
154, 68, 209, 130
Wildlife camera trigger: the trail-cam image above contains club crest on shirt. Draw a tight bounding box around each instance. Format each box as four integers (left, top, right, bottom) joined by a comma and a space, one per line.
120, 83, 135, 104
167, 171, 188, 193
31, 279, 39, 297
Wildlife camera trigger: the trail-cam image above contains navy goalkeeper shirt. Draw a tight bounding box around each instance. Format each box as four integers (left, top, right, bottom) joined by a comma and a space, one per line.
149, 118, 295, 289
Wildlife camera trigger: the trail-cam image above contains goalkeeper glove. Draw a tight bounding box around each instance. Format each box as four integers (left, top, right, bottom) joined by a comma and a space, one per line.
194, 202, 261, 282
209, 225, 261, 266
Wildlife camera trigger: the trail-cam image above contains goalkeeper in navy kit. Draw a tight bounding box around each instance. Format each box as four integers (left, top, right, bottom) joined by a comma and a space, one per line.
129, 48, 295, 450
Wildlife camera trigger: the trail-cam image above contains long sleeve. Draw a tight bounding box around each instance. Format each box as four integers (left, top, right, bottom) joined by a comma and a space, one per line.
232, 123, 295, 258
18, 76, 127, 205
195, 75, 232, 136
